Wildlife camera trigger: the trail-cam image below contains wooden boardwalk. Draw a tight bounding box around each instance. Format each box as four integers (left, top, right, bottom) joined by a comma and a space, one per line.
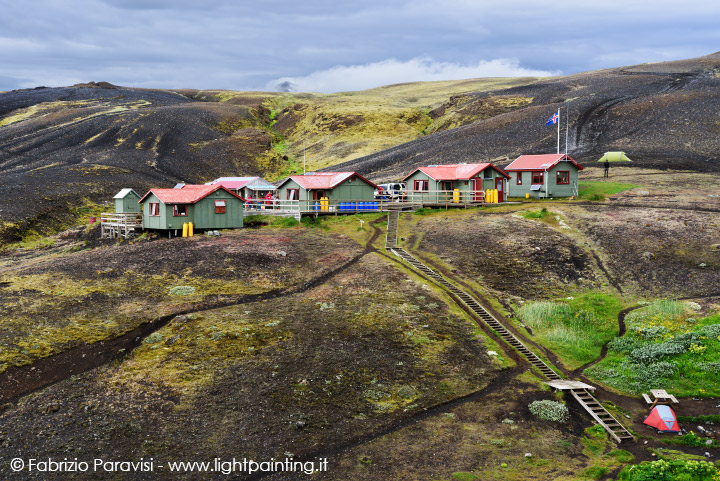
386, 213, 634, 443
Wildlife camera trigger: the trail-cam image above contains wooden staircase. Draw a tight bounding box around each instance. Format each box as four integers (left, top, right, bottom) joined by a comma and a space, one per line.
384, 214, 634, 443
570, 389, 635, 443
385, 211, 399, 248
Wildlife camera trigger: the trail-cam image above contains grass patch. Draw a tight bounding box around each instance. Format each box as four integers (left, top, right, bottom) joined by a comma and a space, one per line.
617, 458, 719, 480
677, 415, 720, 424
577, 181, 638, 201
521, 207, 557, 225
588, 302, 720, 396
517, 292, 623, 369
582, 425, 609, 458
452, 473, 478, 481
661, 431, 720, 449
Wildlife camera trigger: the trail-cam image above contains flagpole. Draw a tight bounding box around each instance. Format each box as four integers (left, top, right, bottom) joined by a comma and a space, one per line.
565, 104, 569, 155
557, 109, 560, 154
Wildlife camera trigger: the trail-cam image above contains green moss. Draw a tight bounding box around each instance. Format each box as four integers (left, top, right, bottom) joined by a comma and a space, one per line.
577, 181, 639, 201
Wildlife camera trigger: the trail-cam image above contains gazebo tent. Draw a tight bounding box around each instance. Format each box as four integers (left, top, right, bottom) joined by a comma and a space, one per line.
643, 405, 679, 433
598, 152, 632, 162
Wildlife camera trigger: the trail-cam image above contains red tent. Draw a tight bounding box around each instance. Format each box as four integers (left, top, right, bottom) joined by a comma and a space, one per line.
643, 405, 679, 432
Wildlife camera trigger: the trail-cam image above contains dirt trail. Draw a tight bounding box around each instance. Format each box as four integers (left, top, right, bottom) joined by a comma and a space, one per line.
1, 215, 390, 404
244, 366, 525, 481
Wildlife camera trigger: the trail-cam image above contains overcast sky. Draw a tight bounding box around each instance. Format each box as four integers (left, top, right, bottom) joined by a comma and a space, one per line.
1, 0, 718, 93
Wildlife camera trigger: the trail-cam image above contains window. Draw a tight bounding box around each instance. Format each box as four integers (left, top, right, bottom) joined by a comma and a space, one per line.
287, 189, 299, 200
414, 180, 429, 191
148, 203, 160, 216
348, 176, 355, 182
556, 170, 570, 185
214, 200, 226, 214
173, 204, 187, 216
531, 172, 544, 185
516, 172, 522, 185
440, 181, 454, 191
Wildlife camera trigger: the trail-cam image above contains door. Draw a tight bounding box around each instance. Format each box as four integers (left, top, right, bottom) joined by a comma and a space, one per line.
473, 178, 483, 201
495, 178, 504, 202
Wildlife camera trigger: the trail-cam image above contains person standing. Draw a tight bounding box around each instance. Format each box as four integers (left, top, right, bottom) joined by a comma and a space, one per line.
604, 159, 610, 178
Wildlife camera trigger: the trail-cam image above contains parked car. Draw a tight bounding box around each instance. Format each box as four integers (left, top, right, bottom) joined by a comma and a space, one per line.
374, 182, 406, 200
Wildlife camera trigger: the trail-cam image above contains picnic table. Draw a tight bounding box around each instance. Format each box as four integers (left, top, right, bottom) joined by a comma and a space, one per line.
643, 389, 679, 408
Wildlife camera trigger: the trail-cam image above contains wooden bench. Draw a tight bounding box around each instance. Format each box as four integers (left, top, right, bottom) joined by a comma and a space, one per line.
642, 393, 653, 405
668, 394, 679, 404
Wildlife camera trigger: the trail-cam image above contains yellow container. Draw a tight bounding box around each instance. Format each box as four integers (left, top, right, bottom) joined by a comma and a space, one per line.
182, 222, 188, 237
188, 222, 194, 237
526, 193, 530, 199
453, 188, 460, 204
485, 189, 491, 203
321, 196, 329, 212
494, 189, 499, 203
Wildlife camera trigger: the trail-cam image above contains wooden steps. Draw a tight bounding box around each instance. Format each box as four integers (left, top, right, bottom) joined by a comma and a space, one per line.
570, 389, 635, 443
387, 240, 634, 443
385, 211, 399, 248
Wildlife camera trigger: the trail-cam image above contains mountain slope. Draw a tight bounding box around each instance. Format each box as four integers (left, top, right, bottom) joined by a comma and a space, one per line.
332, 53, 720, 179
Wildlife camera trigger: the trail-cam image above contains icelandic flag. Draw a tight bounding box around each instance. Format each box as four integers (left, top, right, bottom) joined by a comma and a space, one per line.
546, 110, 560, 126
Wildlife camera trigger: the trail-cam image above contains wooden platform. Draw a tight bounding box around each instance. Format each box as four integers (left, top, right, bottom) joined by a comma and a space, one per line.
100, 213, 143, 239
546, 380, 596, 391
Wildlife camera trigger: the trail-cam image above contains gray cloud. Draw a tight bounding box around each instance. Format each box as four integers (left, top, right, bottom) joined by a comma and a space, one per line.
0, 0, 718, 92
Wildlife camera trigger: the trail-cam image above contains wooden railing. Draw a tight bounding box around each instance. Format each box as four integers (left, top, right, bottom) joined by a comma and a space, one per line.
402, 189, 487, 204
243, 190, 494, 217
100, 213, 143, 238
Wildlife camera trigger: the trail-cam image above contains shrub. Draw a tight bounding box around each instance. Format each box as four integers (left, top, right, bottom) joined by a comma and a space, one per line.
617, 459, 718, 481
169, 285, 195, 296
608, 336, 638, 354
143, 332, 163, 344
528, 400, 569, 423
697, 361, 720, 373
631, 361, 677, 391
699, 324, 720, 338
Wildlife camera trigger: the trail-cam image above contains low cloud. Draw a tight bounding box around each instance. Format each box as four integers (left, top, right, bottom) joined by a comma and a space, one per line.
267, 57, 559, 93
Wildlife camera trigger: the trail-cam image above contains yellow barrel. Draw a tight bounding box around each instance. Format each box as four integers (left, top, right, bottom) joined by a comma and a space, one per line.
494, 189, 499, 203
321, 196, 329, 212
453, 188, 460, 204
485, 189, 491, 203
526, 193, 530, 199
188, 222, 194, 237
182, 222, 188, 237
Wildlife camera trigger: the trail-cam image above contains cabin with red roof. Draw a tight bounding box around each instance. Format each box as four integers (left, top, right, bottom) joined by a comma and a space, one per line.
276, 172, 377, 203
138, 184, 245, 232
504, 154, 583, 198
402, 163, 510, 202
206, 176, 277, 200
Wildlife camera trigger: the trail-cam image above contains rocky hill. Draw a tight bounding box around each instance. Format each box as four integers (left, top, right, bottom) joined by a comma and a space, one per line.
2, 53, 720, 243
335, 53, 720, 179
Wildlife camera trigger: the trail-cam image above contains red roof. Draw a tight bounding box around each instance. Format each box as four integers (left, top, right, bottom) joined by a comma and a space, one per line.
402, 163, 509, 181
504, 154, 583, 171
138, 184, 245, 204
279, 172, 377, 190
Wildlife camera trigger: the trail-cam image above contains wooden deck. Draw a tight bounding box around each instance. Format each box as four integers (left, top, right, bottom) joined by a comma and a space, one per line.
100, 213, 143, 239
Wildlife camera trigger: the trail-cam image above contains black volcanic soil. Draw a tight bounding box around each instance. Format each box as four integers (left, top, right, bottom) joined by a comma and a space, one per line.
0, 85, 283, 243
334, 53, 720, 181
0, 242, 501, 481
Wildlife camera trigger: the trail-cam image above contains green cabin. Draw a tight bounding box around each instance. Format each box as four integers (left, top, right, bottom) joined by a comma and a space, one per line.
402, 163, 510, 202
276, 172, 377, 202
138, 185, 245, 231
504, 154, 583, 198
113, 188, 141, 213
